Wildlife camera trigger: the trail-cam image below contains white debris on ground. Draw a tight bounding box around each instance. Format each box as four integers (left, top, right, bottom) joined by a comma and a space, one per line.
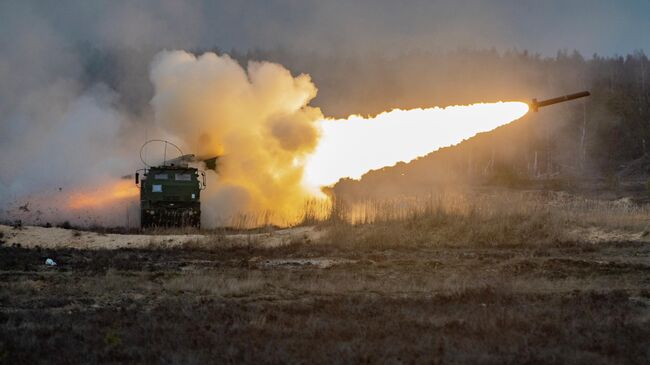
566, 226, 650, 244
255, 258, 357, 269
0, 224, 323, 250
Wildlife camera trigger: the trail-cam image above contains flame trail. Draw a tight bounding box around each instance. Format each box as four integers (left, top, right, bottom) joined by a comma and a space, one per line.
304, 102, 529, 187
2, 179, 139, 227
67, 180, 139, 210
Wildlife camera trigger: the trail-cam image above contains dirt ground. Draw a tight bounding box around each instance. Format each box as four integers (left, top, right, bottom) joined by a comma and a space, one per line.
1, 224, 649, 364
0, 224, 323, 250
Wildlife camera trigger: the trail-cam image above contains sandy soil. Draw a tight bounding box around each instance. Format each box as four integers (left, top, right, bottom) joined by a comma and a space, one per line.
0, 224, 324, 250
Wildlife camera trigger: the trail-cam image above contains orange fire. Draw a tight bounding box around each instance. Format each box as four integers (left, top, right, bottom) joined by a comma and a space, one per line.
67, 180, 139, 210
304, 101, 529, 187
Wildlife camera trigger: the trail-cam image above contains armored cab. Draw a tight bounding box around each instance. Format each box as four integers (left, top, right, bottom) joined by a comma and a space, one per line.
136, 165, 205, 228
135, 141, 207, 228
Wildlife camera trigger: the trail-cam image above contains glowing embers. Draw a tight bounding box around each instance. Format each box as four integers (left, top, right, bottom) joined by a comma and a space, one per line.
304, 102, 529, 187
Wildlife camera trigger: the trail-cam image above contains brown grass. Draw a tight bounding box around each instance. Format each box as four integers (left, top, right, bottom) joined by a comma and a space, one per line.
163, 272, 267, 297
315, 191, 650, 249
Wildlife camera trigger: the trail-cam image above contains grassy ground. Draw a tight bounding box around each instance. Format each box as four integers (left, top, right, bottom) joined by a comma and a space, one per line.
1, 192, 650, 364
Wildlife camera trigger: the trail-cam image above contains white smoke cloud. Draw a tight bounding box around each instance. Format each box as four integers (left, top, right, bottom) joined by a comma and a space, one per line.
0, 3, 144, 225
0, 80, 142, 225
149, 50, 324, 226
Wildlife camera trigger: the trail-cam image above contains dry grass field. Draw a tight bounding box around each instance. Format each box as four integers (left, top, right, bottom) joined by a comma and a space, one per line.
1, 191, 649, 364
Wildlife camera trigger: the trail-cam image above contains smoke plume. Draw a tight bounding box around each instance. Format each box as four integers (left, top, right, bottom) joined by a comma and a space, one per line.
0, 6, 141, 226
149, 51, 324, 226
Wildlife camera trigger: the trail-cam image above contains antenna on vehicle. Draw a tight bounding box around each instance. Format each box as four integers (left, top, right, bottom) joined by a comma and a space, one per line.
139, 139, 183, 168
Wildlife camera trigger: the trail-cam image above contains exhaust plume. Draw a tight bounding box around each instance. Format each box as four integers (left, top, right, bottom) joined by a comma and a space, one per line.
306, 102, 529, 186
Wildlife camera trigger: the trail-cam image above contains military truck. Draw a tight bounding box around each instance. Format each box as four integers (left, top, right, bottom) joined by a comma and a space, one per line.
135, 141, 207, 228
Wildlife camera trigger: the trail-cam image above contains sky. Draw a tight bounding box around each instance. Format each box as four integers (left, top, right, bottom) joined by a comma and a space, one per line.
3, 0, 649, 57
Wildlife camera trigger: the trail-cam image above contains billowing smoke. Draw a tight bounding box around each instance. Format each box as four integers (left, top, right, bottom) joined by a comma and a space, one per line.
0, 6, 142, 226
149, 51, 324, 226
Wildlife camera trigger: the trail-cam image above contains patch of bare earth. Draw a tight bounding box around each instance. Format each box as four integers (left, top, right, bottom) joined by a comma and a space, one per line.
0, 224, 323, 250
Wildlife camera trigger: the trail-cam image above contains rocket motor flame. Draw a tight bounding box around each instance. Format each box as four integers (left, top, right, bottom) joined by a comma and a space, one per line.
305, 102, 529, 187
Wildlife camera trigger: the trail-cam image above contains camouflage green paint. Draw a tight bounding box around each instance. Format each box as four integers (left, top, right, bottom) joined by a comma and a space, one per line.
139, 166, 202, 228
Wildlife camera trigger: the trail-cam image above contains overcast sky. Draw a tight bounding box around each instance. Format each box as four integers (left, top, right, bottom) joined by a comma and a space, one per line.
3, 0, 649, 57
